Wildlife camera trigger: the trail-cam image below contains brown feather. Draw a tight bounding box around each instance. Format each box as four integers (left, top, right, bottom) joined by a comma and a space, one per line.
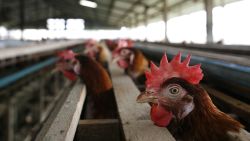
129, 49, 149, 76
76, 55, 112, 95
75, 55, 116, 119
125, 48, 149, 85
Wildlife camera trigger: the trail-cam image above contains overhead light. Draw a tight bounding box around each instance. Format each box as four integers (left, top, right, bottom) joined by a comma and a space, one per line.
79, 0, 97, 8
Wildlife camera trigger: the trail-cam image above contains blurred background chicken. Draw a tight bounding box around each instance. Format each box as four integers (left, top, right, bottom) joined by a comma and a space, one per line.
56, 50, 116, 119
84, 40, 111, 67
112, 47, 149, 85
104, 39, 118, 51
137, 53, 250, 141
84, 39, 98, 59
105, 39, 133, 51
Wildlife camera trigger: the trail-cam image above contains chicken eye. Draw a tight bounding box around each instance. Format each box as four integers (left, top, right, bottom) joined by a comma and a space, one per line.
121, 49, 130, 56
163, 84, 183, 98
169, 87, 179, 95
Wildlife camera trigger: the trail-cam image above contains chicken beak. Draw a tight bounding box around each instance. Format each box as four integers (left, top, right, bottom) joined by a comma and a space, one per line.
136, 91, 159, 104
129, 54, 134, 65
112, 56, 122, 63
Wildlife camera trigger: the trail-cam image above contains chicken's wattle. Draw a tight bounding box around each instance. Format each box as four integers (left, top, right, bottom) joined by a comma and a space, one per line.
62, 70, 77, 81
150, 104, 173, 127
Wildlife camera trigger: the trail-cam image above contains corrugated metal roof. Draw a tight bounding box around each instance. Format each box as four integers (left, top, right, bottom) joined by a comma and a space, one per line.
0, 0, 241, 29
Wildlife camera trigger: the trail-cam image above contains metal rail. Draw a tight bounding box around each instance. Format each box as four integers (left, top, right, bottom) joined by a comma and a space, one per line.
0, 57, 58, 89
136, 42, 250, 55
0, 40, 84, 60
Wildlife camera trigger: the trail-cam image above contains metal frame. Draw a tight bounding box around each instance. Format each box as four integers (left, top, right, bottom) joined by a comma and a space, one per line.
1, 0, 217, 42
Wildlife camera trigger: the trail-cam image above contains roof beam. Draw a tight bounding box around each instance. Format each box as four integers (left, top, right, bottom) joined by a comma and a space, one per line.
96, 6, 124, 17
43, 1, 119, 27
159, 0, 192, 12
163, 0, 169, 42
19, 0, 25, 40
119, 0, 162, 26
116, 0, 162, 11
44, 3, 120, 26
137, 0, 191, 24
204, 0, 213, 44
115, 0, 137, 3
115, 0, 142, 24
97, 2, 128, 12
1, 0, 35, 8
117, 0, 149, 7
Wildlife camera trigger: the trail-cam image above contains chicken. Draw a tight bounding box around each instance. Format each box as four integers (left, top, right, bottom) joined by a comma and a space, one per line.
105, 39, 134, 51
84, 40, 111, 67
112, 47, 149, 85
105, 39, 118, 51
84, 39, 98, 59
56, 50, 116, 119
136, 52, 250, 141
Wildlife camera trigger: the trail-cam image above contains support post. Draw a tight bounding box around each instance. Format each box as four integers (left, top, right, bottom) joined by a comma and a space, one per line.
128, 17, 132, 28
19, 0, 25, 40
0, 0, 2, 40
0, 0, 2, 20
144, 6, 149, 42
39, 78, 45, 122
163, 0, 169, 43
35, 0, 39, 24
204, 0, 213, 44
132, 14, 136, 28
135, 13, 139, 27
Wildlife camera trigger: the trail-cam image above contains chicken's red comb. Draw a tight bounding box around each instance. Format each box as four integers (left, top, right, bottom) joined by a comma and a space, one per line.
117, 39, 133, 48
57, 50, 76, 60
145, 52, 203, 91
126, 39, 134, 48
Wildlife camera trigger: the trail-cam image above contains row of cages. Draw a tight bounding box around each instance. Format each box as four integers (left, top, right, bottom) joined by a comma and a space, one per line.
0, 44, 85, 141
